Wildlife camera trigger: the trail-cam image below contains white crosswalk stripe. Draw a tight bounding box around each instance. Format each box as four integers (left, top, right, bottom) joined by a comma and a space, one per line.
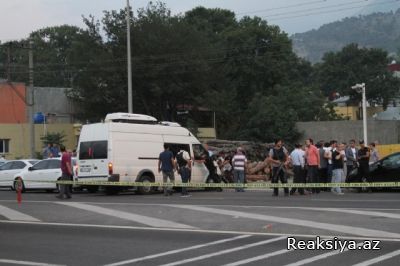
283, 242, 365, 266
168, 204, 400, 239
352, 250, 400, 266
221, 248, 293, 266
104, 235, 251, 266
158, 236, 287, 266
0, 259, 64, 266
57, 202, 196, 229
0, 204, 40, 222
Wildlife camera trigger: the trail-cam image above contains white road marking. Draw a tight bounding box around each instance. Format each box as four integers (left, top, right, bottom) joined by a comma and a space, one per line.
57, 202, 195, 229
158, 236, 287, 266
352, 250, 400, 266
104, 235, 251, 266
2, 199, 400, 212
0, 259, 64, 266
0, 205, 40, 222
168, 205, 400, 239
1, 220, 400, 242
283, 242, 364, 266
312, 199, 400, 202
221, 248, 292, 266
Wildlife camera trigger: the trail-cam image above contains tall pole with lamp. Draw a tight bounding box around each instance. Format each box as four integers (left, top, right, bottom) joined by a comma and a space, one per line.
352, 83, 367, 144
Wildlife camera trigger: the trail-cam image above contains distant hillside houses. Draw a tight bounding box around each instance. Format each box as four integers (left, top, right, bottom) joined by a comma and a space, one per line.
331, 62, 400, 121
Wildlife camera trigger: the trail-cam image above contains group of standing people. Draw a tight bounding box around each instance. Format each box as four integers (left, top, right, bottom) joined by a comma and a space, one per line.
158, 144, 250, 196
42, 143, 61, 159
158, 139, 380, 197
271, 138, 379, 196
158, 144, 192, 197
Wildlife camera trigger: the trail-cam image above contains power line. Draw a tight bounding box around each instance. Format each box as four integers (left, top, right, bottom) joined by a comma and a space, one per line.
237, 0, 329, 15
6, 46, 297, 74
267, 0, 400, 21
261, 0, 371, 19
3, 42, 287, 69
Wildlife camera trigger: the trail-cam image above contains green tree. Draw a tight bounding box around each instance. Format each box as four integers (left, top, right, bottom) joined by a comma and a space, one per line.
1, 3, 334, 144
315, 43, 400, 108
40, 132, 66, 146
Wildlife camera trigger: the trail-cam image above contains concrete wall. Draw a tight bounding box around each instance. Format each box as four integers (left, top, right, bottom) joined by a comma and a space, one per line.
296, 120, 400, 145
197, 127, 216, 140
33, 87, 75, 123
0, 123, 78, 159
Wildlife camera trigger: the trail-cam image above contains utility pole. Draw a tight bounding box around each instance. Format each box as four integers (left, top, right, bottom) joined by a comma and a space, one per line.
126, 0, 133, 113
28, 40, 35, 158
6, 43, 11, 81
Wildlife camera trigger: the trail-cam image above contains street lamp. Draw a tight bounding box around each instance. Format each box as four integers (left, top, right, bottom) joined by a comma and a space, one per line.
352, 83, 367, 144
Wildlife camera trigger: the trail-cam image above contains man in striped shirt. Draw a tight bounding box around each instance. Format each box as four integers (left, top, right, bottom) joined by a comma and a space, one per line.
232, 148, 247, 192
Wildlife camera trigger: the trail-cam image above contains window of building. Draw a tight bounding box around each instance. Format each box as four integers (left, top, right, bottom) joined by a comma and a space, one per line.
0, 139, 10, 154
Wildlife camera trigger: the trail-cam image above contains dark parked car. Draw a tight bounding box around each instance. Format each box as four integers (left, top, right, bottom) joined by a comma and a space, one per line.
347, 152, 400, 188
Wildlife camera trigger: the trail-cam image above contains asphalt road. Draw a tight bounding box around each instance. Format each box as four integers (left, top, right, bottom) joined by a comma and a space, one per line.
0, 188, 400, 266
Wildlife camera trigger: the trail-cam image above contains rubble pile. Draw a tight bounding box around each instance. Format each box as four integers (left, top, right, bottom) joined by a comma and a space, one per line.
205, 139, 274, 181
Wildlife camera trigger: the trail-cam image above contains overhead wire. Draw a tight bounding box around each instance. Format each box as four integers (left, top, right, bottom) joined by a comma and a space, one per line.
2, 0, 398, 79
260, 0, 371, 18
267, 0, 400, 21
237, 0, 329, 15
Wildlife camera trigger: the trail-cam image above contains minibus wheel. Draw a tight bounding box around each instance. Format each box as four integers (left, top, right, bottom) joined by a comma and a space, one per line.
137, 175, 154, 195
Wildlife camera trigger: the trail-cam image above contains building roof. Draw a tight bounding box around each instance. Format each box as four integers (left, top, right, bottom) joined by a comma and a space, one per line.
388, 63, 400, 72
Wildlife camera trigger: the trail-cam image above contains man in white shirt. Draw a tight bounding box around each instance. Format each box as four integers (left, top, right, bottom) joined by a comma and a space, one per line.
290, 144, 305, 195
232, 148, 247, 192
176, 149, 192, 197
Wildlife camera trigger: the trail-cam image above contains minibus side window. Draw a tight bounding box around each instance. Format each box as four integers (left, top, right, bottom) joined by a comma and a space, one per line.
165, 143, 190, 157
79, 141, 108, 160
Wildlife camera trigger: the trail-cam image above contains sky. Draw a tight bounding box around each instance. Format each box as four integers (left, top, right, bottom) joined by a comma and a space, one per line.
1, 0, 400, 42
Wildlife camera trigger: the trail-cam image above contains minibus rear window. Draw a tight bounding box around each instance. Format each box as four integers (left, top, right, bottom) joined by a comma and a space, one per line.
79, 141, 108, 160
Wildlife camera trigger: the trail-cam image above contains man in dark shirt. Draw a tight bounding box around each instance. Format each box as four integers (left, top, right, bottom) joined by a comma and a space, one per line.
56, 145, 72, 199
158, 144, 176, 196
357, 140, 370, 192
268, 139, 289, 196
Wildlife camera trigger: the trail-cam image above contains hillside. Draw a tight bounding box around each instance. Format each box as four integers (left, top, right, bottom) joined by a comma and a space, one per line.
292, 9, 400, 63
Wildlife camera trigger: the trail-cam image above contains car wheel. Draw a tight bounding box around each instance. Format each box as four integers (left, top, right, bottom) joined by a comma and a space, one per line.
14, 178, 25, 193
136, 175, 154, 195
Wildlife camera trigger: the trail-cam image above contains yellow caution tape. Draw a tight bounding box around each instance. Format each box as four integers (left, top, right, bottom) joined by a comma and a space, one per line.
14, 180, 400, 188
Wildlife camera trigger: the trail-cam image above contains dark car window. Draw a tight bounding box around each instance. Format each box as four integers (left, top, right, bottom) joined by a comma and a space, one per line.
382, 154, 400, 168
11, 161, 26, 170
48, 160, 61, 169
32, 160, 49, 170
0, 161, 13, 171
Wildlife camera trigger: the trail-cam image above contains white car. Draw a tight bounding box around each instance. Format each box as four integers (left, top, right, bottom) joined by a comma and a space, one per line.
0, 160, 39, 189
13, 158, 76, 192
